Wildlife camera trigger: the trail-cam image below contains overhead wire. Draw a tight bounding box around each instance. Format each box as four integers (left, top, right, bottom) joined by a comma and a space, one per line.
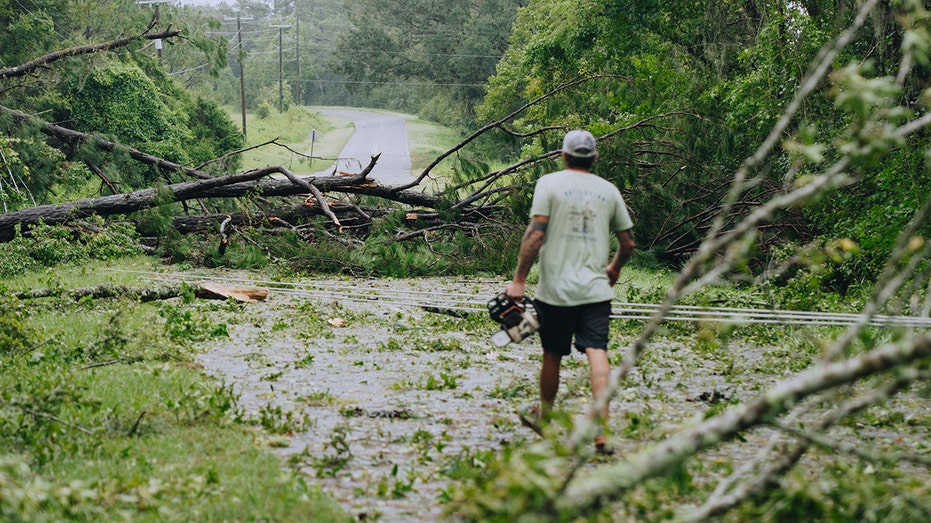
105, 269, 931, 329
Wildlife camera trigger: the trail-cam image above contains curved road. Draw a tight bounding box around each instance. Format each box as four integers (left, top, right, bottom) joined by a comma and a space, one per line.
314, 108, 414, 186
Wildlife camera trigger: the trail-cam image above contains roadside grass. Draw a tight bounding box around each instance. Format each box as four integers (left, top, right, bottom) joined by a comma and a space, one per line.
0, 257, 350, 522
3, 254, 158, 289
225, 105, 346, 172
403, 114, 461, 179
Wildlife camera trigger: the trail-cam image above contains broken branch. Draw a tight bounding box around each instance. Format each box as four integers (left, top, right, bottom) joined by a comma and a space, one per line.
0, 28, 182, 80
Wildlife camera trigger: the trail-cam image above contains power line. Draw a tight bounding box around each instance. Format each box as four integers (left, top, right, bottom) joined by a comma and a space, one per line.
214, 18, 515, 39
168, 62, 211, 76
112, 270, 931, 330
269, 22, 291, 110
306, 78, 488, 88
237, 50, 503, 63
224, 12, 253, 140
14, 0, 69, 42
206, 33, 504, 59
169, 67, 490, 88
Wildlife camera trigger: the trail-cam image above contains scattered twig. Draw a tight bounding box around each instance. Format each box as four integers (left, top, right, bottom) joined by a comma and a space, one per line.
769, 417, 931, 468
497, 124, 566, 138
19, 406, 94, 435
559, 333, 931, 514
86, 161, 120, 195
81, 357, 138, 369
421, 306, 473, 319
675, 368, 927, 522
277, 166, 343, 230
387, 222, 477, 243
128, 410, 147, 437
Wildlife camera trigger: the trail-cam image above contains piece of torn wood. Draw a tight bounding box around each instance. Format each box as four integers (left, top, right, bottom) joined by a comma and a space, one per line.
196, 283, 268, 302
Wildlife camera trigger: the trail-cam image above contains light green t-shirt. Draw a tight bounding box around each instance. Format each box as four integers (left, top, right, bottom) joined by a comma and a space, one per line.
530, 169, 633, 306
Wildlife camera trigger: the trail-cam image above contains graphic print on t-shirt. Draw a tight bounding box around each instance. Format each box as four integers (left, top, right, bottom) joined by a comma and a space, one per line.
570, 203, 595, 235
562, 187, 607, 241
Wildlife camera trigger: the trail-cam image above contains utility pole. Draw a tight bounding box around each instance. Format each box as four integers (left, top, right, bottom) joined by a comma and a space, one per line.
137, 0, 170, 61
225, 12, 253, 140
295, 15, 301, 105
309, 128, 316, 170
270, 23, 291, 111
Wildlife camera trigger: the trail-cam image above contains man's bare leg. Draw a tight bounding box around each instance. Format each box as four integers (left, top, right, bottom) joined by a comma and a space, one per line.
585, 347, 611, 423
586, 347, 614, 453
539, 351, 562, 416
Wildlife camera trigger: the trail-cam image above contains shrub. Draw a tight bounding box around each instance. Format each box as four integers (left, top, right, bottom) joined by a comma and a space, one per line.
0, 291, 37, 353
0, 220, 144, 278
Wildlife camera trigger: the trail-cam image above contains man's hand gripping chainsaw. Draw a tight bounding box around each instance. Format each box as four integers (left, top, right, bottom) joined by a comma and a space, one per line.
487, 293, 542, 347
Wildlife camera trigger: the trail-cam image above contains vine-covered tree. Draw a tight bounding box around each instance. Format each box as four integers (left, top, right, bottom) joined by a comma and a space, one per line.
0, 0, 241, 204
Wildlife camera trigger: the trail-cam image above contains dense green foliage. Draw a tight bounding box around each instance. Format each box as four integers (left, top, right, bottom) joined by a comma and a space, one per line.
332, 0, 523, 126
0, 0, 242, 203
475, 0, 931, 284
0, 220, 143, 278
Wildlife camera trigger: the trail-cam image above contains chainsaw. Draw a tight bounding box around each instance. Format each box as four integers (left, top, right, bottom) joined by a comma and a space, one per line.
487, 293, 542, 347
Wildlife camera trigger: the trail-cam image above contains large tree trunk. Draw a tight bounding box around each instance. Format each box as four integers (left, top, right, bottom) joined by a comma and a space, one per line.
0, 151, 460, 242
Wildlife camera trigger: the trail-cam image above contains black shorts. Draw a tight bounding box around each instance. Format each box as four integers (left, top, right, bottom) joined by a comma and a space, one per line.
535, 300, 612, 356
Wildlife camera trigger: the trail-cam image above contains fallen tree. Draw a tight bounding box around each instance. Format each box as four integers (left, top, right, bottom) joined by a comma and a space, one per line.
0, 19, 181, 81
14, 281, 267, 303
1, 66, 712, 257
0, 148, 380, 242
0, 102, 505, 242
1, 36, 720, 260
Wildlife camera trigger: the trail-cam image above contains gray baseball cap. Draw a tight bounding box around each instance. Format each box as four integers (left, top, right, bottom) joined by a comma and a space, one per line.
562, 129, 597, 158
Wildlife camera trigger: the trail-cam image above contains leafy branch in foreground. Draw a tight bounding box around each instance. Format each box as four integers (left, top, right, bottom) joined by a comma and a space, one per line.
677, 367, 929, 522
560, 335, 931, 515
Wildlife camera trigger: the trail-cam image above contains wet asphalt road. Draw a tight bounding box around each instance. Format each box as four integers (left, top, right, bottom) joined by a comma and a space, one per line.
314, 108, 415, 186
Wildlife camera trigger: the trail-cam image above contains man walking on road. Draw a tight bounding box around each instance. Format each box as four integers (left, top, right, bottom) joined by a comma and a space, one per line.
506, 129, 635, 454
